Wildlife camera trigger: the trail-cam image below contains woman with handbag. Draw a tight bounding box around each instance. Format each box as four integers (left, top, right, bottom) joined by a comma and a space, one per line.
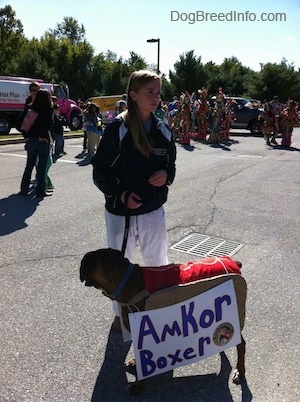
20, 88, 53, 199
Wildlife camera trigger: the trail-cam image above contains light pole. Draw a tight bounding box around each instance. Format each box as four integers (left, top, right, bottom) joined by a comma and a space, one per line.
146, 38, 160, 74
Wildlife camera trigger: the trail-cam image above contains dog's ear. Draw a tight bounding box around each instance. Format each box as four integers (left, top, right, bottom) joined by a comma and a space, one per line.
80, 251, 98, 283
96, 248, 130, 285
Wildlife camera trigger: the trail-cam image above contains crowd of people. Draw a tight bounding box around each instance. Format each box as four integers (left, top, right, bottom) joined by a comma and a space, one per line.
18, 84, 131, 199
259, 96, 299, 147
159, 90, 300, 147
79, 95, 128, 156
18, 78, 299, 201
78, 85, 299, 155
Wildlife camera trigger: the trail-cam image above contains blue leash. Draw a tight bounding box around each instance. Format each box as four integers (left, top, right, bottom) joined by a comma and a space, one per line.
110, 262, 135, 300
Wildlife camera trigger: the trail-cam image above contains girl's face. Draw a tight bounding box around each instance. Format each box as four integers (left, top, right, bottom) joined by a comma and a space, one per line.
130, 79, 161, 120
30, 86, 39, 101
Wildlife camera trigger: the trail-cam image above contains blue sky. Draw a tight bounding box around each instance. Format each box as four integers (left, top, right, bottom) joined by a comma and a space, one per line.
5, 0, 300, 75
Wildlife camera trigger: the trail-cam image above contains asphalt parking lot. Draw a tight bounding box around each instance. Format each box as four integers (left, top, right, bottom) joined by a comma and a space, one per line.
1, 129, 300, 401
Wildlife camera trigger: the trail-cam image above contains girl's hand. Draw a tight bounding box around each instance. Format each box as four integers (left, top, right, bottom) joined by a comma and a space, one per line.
148, 170, 167, 187
121, 191, 143, 209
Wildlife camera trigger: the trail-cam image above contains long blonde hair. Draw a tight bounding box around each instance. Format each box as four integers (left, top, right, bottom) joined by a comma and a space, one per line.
122, 70, 161, 156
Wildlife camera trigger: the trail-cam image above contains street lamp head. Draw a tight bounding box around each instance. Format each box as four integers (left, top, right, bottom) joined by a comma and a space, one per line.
146, 38, 160, 75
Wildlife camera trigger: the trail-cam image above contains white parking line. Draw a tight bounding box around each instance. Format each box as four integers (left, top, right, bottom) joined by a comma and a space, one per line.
0, 152, 78, 163
54, 159, 77, 164
0, 152, 27, 158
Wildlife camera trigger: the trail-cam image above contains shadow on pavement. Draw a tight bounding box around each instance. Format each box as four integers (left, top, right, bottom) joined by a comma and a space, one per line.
0, 192, 40, 236
272, 144, 300, 152
91, 329, 253, 402
76, 153, 93, 166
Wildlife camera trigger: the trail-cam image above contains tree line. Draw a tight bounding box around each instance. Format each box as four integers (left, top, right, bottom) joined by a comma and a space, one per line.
1, 5, 300, 103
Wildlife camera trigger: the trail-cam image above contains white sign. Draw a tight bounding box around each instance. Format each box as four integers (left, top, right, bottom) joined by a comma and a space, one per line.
129, 280, 241, 380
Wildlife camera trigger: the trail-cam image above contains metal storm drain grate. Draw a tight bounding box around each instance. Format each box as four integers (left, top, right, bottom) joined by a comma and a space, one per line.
170, 233, 244, 258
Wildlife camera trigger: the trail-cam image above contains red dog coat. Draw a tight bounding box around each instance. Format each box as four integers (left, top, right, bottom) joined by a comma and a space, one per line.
141, 256, 241, 294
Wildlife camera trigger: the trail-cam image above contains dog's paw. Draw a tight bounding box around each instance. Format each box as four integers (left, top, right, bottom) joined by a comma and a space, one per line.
232, 369, 245, 384
232, 369, 241, 384
125, 358, 137, 376
126, 380, 145, 395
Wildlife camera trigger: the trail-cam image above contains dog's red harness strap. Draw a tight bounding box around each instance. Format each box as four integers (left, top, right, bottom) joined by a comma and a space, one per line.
141, 256, 241, 293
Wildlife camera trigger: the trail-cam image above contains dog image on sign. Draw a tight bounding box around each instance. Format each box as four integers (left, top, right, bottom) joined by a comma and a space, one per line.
129, 280, 241, 381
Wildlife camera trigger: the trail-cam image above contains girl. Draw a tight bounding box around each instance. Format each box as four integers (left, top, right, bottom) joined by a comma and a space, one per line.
92, 70, 177, 332
85, 103, 100, 156
20, 89, 53, 198
52, 104, 66, 156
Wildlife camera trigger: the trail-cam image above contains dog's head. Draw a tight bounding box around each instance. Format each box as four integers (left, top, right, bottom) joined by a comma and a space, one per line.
80, 248, 129, 293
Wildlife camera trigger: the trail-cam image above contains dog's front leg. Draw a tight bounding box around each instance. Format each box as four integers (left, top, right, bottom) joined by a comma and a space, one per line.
233, 335, 246, 384
125, 358, 137, 375
121, 307, 131, 333
125, 358, 146, 394
127, 379, 146, 395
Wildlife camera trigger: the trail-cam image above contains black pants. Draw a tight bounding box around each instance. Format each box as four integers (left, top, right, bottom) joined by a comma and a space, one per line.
83, 131, 87, 150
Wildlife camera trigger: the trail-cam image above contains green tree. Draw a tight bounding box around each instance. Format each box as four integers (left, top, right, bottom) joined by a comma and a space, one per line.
202, 61, 221, 96
36, 27, 94, 100
0, 5, 25, 73
8, 38, 51, 79
89, 51, 148, 96
105, 50, 118, 62
218, 57, 251, 96
47, 16, 85, 44
169, 50, 206, 95
245, 59, 300, 102
126, 51, 147, 72
102, 59, 125, 95
90, 52, 117, 96
161, 75, 176, 101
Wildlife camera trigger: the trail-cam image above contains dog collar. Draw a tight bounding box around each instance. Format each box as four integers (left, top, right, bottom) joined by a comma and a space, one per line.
109, 262, 135, 300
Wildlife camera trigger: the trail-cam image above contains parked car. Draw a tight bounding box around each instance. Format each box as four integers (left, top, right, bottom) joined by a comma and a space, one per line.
210, 96, 263, 134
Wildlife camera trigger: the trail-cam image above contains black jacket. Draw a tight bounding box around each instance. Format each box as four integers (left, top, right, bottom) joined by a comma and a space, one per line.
92, 114, 176, 216
51, 113, 65, 137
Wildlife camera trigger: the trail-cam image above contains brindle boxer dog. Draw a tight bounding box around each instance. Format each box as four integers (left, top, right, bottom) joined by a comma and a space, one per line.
80, 248, 246, 395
